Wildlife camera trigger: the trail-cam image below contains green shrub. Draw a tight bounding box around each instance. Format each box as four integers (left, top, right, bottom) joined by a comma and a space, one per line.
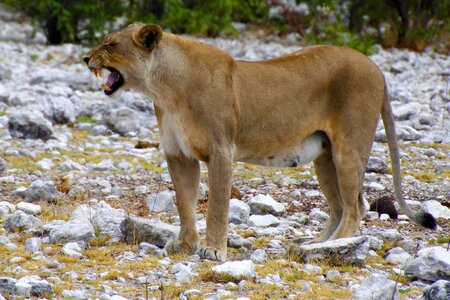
0, 0, 126, 44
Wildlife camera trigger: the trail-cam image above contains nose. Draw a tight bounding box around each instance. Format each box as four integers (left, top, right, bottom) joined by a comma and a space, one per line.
83, 56, 90, 65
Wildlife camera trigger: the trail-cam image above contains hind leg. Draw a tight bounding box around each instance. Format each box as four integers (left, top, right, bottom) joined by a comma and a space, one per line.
311, 148, 343, 243
328, 147, 367, 240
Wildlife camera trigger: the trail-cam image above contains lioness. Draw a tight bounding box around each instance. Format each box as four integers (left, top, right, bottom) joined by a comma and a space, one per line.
84, 23, 436, 261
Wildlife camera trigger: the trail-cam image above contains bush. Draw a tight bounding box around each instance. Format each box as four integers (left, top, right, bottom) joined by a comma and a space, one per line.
298, 0, 449, 52
0, 0, 126, 44
129, 0, 234, 36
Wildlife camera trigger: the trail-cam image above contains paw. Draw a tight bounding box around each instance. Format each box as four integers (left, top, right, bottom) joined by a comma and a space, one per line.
198, 246, 226, 261
164, 239, 199, 255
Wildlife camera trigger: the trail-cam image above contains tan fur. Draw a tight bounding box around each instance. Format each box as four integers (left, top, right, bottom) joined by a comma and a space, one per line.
84, 23, 435, 261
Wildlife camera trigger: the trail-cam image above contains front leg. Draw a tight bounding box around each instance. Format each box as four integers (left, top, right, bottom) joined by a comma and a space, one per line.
164, 154, 201, 255
199, 150, 233, 261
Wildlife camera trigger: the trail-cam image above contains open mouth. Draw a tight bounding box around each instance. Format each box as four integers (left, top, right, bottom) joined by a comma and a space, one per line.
90, 67, 124, 95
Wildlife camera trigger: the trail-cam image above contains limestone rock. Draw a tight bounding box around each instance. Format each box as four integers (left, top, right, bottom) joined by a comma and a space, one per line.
384, 246, 412, 265
422, 280, 450, 300
228, 199, 250, 224
15, 276, 53, 297
249, 194, 285, 216
0, 157, 6, 176
227, 234, 252, 250
8, 111, 53, 140
62, 289, 89, 300
212, 260, 255, 279
0, 201, 15, 219
16, 202, 42, 216
353, 273, 399, 300
104, 107, 142, 136
4, 210, 42, 232
49, 217, 95, 244
250, 249, 267, 263
248, 214, 280, 228
0, 277, 17, 294
404, 246, 450, 282
120, 216, 179, 247
146, 190, 177, 212
367, 157, 389, 173
13, 180, 59, 203
90, 202, 127, 241
25, 237, 41, 253
421, 200, 450, 219
290, 236, 369, 266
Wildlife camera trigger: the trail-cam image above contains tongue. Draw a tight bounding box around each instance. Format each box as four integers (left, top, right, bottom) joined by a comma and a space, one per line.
106, 72, 119, 88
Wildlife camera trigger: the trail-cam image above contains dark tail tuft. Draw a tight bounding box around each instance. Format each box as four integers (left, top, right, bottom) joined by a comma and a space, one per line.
417, 212, 437, 230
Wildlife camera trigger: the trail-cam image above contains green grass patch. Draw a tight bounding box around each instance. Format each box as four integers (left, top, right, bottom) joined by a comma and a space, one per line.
76, 115, 99, 124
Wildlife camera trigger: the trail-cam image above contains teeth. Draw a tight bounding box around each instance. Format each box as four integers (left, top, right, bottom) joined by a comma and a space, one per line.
101, 84, 111, 92
101, 68, 111, 84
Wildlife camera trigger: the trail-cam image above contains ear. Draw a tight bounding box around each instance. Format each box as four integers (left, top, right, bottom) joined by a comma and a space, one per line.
132, 24, 163, 51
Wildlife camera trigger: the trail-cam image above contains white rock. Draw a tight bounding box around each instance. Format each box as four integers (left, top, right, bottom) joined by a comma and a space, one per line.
304, 264, 322, 273
121, 216, 179, 247
198, 183, 208, 199
8, 110, 53, 140
384, 247, 412, 265
296, 236, 369, 265
365, 211, 379, 220
248, 214, 280, 228
49, 218, 94, 244
326, 270, 341, 281
4, 210, 42, 232
249, 194, 285, 216
147, 190, 177, 212
13, 180, 59, 203
61, 247, 83, 258
62, 289, 89, 300
25, 237, 41, 253
63, 242, 82, 252
91, 201, 127, 241
404, 246, 450, 281
379, 213, 390, 221
308, 208, 329, 222
305, 190, 320, 197
0, 201, 16, 219
172, 263, 196, 283
15, 280, 32, 297
366, 157, 389, 173
16, 202, 42, 215
212, 260, 255, 279
422, 280, 450, 300
250, 249, 267, 263
421, 200, 450, 219
15, 275, 53, 297
229, 199, 250, 224
36, 158, 54, 171
353, 273, 399, 300
91, 159, 117, 171
367, 182, 385, 191
57, 159, 84, 171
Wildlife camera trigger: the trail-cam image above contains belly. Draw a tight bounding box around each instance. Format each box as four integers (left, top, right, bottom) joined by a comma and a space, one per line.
235, 131, 328, 167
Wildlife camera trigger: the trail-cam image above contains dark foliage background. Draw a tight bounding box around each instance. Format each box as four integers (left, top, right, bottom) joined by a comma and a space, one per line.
1, 0, 448, 53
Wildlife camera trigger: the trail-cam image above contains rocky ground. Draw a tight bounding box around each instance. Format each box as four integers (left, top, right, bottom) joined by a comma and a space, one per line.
0, 6, 449, 300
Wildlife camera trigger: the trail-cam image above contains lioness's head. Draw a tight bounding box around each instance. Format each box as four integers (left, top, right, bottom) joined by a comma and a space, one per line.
83, 23, 163, 95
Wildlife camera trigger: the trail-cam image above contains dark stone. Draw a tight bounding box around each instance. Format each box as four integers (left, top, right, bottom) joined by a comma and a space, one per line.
8, 111, 53, 140
370, 196, 398, 219
422, 280, 450, 300
120, 216, 179, 247
0, 277, 17, 294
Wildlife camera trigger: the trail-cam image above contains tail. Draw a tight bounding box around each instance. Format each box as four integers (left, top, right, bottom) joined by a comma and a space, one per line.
381, 82, 437, 230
